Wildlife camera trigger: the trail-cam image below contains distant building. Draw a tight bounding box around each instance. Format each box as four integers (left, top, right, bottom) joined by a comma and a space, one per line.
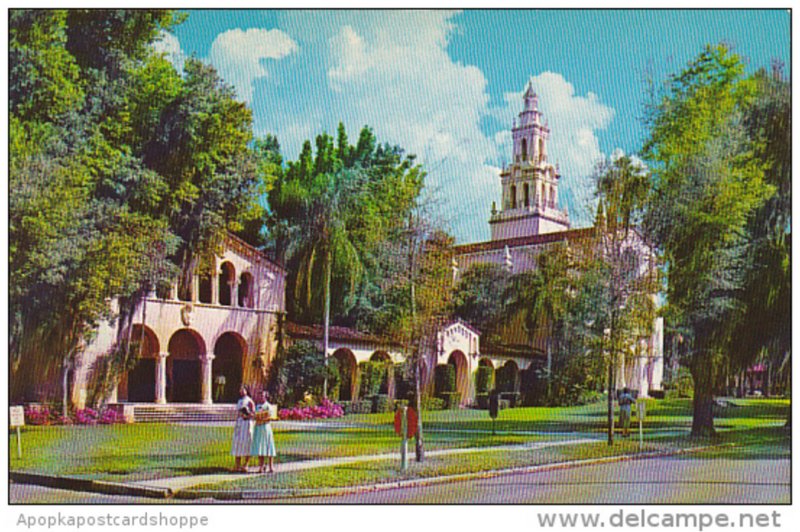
453, 82, 664, 398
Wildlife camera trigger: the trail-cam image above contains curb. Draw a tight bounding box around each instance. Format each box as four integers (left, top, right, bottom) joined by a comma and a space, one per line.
11, 443, 735, 501
175, 443, 736, 501
10, 472, 173, 500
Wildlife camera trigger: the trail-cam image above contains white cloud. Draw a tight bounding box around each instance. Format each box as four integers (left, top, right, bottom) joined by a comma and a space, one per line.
152, 31, 186, 72
610, 147, 648, 173
322, 13, 499, 242
495, 72, 616, 227
208, 28, 298, 101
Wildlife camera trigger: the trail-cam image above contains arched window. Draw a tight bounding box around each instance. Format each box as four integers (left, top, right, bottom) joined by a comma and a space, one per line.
538, 138, 545, 163
520, 138, 528, 161
549, 185, 555, 208
198, 273, 212, 304
510, 185, 517, 209
238, 273, 254, 308
219, 262, 235, 306
523, 183, 530, 208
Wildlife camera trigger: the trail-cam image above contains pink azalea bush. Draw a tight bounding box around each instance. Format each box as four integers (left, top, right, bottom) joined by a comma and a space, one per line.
23, 405, 122, 426
24, 405, 52, 426
74, 408, 99, 425
97, 409, 119, 425
279, 398, 344, 420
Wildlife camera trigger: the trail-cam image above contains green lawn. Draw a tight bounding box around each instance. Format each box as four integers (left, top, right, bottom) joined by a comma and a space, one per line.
10, 397, 789, 487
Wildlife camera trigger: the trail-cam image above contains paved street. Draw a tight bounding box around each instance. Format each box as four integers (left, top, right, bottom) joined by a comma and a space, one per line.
266, 455, 790, 504
10, 453, 789, 505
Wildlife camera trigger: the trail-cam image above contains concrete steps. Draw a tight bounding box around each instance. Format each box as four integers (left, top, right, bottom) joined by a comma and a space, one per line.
128, 403, 238, 424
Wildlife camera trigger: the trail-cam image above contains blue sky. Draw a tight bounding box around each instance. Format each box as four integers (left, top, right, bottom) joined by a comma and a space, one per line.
157, 9, 790, 244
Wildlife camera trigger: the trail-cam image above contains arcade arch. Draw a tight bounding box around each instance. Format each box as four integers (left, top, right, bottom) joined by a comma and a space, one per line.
333, 348, 358, 401
213, 332, 246, 403
448, 350, 469, 405
167, 329, 205, 403
121, 325, 160, 402
370, 351, 393, 396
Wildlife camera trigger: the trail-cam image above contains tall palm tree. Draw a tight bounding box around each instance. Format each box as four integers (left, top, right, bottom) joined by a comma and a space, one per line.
507, 242, 571, 400
292, 169, 364, 397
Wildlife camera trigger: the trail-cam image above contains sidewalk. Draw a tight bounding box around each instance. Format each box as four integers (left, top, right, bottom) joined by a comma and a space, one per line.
134, 437, 597, 492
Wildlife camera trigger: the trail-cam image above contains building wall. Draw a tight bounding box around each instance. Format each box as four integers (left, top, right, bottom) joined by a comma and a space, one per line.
71, 238, 285, 408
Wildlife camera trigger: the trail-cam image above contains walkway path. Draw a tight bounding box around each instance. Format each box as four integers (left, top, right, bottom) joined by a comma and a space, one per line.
134, 437, 596, 492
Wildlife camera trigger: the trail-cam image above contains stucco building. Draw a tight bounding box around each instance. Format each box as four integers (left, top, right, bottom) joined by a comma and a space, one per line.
70, 83, 662, 412
452, 82, 664, 398
73, 234, 286, 409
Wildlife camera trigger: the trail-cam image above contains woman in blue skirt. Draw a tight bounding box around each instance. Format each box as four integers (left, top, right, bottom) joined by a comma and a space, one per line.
251, 390, 277, 473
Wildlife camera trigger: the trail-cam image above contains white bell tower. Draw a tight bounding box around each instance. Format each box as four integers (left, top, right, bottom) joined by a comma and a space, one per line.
490, 81, 570, 240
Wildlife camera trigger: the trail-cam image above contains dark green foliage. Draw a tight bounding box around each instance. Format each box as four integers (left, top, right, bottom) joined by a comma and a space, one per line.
441, 392, 461, 410
393, 363, 414, 400
520, 367, 547, 406
494, 365, 514, 394
370, 394, 393, 413
9, 9, 266, 404
358, 361, 388, 399
267, 341, 339, 407
643, 44, 773, 436
474, 366, 493, 395
451, 263, 510, 334
269, 122, 424, 328
434, 364, 456, 396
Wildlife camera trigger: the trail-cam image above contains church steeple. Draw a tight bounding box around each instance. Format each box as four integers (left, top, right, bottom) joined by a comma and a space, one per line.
489, 81, 570, 240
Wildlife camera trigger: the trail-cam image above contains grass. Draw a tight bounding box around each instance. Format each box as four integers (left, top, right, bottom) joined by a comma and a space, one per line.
10, 397, 789, 487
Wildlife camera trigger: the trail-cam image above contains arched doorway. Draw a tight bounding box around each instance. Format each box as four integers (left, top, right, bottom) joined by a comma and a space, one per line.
447, 350, 469, 405
520, 361, 545, 406
370, 351, 393, 397
333, 348, 357, 401
121, 325, 160, 402
213, 332, 246, 403
167, 329, 205, 403
497, 360, 520, 394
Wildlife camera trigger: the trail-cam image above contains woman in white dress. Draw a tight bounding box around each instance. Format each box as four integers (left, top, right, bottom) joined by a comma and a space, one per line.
231, 385, 255, 472
250, 390, 277, 473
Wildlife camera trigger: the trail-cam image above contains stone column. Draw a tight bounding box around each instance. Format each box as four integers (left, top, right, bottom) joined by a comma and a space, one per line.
191, 274, 199, 303
155, 352, 170, 404
211, 271, 219, 305
200, 353, 215, 404
229, 281, 237, 307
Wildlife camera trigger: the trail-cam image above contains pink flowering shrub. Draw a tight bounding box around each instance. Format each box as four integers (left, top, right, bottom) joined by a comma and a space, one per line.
24, 406, 52, 426
22, 405, 122, 426
279, 398, 344, 420
74, 408, 99, 425
97, 409, 119, 425
56, 415, 74, 425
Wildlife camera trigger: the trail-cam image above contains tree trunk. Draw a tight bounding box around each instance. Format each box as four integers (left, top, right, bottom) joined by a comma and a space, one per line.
689, 348, 716, 438
322, 251, 331, 399
414, 351, 425, 462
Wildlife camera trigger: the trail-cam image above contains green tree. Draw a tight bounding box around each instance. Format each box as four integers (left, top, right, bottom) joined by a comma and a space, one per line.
9, 9, 263, 408
591, 154, 658, 444
506, 242, 572, 401
143, 58, 258, 293
451, 262, 511, 336
729, 66, 791, 406
643, 44, 772, 436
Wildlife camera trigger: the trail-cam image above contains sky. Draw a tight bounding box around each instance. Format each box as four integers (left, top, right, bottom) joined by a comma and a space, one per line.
157, 9, 790, 244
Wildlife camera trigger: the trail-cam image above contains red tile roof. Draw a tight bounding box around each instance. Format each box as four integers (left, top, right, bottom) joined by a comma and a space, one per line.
454, 227, 594, 255
284, 321, 402, 347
